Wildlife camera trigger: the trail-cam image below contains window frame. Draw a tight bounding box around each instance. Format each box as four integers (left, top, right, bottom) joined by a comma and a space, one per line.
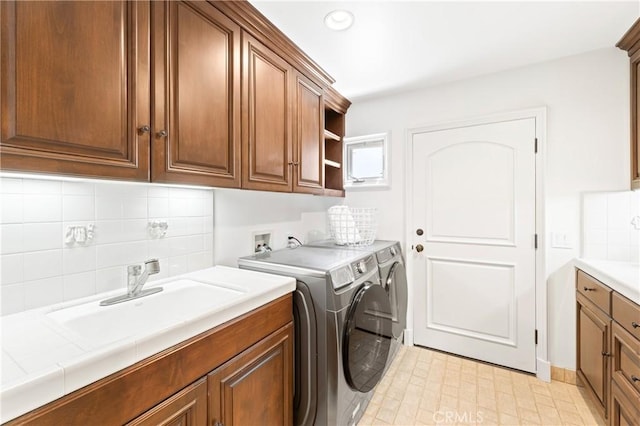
343, 132, 390, 189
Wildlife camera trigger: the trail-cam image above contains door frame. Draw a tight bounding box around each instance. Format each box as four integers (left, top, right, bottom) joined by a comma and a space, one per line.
404, 107, 549, 381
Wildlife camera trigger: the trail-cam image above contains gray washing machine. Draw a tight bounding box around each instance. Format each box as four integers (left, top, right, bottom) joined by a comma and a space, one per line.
305, 240, 408, 362
238, 246, 392, 426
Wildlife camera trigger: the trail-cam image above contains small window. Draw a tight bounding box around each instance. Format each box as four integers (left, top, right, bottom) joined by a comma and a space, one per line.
344, 132, 390, 188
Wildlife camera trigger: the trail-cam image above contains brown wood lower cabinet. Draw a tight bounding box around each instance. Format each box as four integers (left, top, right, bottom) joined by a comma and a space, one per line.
126, 378, 208, 426
610, 381, 640, 426
576, 291, 611, 419
5, 295, 293, 426
575, 268, 640, 426
209, 323, 293, 426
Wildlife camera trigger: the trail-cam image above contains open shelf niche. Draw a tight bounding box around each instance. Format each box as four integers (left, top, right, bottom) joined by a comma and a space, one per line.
323, 87, 351, 197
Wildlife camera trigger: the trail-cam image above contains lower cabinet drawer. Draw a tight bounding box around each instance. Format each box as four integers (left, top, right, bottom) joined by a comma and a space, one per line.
612, 321, 640, 397
576, 270, 612, 315
610, 380, 640, 426
613, 292, 640, 341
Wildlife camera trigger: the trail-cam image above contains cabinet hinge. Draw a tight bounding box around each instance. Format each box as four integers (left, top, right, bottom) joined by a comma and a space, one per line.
535, 329, 538, 345
534, 234, 538, 249
534, 138, 538, 153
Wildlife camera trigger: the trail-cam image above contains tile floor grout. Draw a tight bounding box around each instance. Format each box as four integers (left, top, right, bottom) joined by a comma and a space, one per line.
358, 345, 605, 426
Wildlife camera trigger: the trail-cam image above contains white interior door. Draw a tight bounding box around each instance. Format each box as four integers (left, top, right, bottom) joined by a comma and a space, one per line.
411, 118, 537, 373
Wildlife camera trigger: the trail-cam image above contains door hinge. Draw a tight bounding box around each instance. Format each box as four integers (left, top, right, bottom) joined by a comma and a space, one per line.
534, 137, 538, 153
535, 329, 538, 345
534, 234, 538, 249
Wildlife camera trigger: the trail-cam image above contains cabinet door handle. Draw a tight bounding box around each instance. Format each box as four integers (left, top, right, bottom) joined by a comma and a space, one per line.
583, 286, 595, 292
601, 351, 610, 357
632, 375, 639, 383
632, 322, 639, 329
138, 125, 150, 134
157, 130, 168, 138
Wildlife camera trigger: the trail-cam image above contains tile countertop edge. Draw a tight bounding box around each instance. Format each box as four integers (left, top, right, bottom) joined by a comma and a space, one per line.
0, 266, 296, 423
574, 258, 640, 305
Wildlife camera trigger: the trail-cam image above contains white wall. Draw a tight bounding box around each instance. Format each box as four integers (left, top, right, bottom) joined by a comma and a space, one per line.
212, 189, 339, 266
344, 48, 630, 369
0, 176, 214, 315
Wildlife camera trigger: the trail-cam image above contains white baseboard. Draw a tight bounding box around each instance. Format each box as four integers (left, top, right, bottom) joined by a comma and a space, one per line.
536, 358, 551, 382
403, 328, 414, 346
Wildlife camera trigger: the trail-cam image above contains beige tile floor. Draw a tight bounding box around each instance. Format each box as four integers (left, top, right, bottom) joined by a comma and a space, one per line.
359, 345, 604, 426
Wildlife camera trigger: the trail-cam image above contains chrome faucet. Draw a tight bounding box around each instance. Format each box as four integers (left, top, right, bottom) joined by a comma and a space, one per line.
100, 259, 163, 306
128, 259, 161, 296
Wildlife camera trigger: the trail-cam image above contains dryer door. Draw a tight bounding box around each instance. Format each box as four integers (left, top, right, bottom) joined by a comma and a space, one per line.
386, 261, 408, 339
342, 283, 392, 392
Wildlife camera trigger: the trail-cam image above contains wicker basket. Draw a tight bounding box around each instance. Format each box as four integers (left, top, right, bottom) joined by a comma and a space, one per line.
327, 206, 377, 246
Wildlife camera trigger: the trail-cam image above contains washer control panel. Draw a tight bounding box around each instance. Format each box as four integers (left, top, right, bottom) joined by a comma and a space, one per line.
330, 255, 378, 289
352, 255, 377, 280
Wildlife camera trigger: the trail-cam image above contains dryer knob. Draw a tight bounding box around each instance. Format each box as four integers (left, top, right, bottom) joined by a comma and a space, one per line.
390, 247, 397, 256
356, 260, 367, 274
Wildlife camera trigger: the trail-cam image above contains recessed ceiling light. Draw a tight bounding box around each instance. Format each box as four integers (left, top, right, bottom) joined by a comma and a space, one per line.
324, 10, 354, 31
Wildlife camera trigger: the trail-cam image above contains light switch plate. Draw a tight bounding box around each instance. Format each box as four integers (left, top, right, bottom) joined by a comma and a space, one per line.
550, 232, 573, 249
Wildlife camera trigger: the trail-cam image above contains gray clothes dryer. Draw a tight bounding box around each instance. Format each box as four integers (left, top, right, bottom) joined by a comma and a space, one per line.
305, 240, 408, 361
238, 246, 393, 426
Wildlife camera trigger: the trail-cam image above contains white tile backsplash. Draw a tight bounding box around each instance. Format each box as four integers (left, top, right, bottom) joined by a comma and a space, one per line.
22, 223, 62, 252
63, 272, 96, 301
583, 191, 640, 262
1, 225, 24, 255
1, 194, 23, 223
0, 176, 215, 315
62, 195, 95, 221
1, 254, 23, 285
22, 250, 62, 282
23, 195, 61, 222
23, 277, 64, 310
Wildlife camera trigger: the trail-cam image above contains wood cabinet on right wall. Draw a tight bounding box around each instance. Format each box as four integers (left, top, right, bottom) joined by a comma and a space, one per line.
617, 17, 640, 190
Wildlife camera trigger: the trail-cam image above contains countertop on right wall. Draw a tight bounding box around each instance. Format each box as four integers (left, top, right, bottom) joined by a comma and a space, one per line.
574, 258, 639, 304
579, 189, 640, 302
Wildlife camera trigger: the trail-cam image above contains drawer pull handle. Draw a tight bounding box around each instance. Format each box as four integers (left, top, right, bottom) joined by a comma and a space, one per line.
632, 375, 639, 383
583, 286, 595, 292
601, 351, 611, 357
632, 322, 639, 329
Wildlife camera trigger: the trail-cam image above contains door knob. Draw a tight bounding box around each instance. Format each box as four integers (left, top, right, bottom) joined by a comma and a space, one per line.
138, 125, 150, 134
415, 244, 424, 253
157, 130, 168, 138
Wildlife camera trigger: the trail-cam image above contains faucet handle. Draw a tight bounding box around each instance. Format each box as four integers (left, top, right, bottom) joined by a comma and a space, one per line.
128, 264, 142, 275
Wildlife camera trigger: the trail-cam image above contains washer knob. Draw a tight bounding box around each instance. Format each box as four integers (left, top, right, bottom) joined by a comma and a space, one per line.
390, 247, 397, 256
356, 260, 367, 274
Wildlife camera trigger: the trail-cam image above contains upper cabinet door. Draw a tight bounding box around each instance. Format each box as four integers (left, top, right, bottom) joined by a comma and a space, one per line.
0, 1, 150, 181
293, 74, 324, 194
617, 18, 640, 190
151, 1, 241, 188
242, 33, 293, 192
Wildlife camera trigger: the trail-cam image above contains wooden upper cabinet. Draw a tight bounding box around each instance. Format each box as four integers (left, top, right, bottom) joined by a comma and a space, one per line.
293, 74, 325, 194
151, 1, 241, 188
0, 1, 150, 181
242, 33, 294, 192
617, 18, 640, 190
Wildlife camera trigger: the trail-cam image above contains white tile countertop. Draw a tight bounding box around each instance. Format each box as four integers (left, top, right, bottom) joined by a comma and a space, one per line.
574, 258, 640, 304
0, 266, 295, 423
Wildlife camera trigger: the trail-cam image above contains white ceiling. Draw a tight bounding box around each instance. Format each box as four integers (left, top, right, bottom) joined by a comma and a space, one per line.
250, 1, 639, 101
